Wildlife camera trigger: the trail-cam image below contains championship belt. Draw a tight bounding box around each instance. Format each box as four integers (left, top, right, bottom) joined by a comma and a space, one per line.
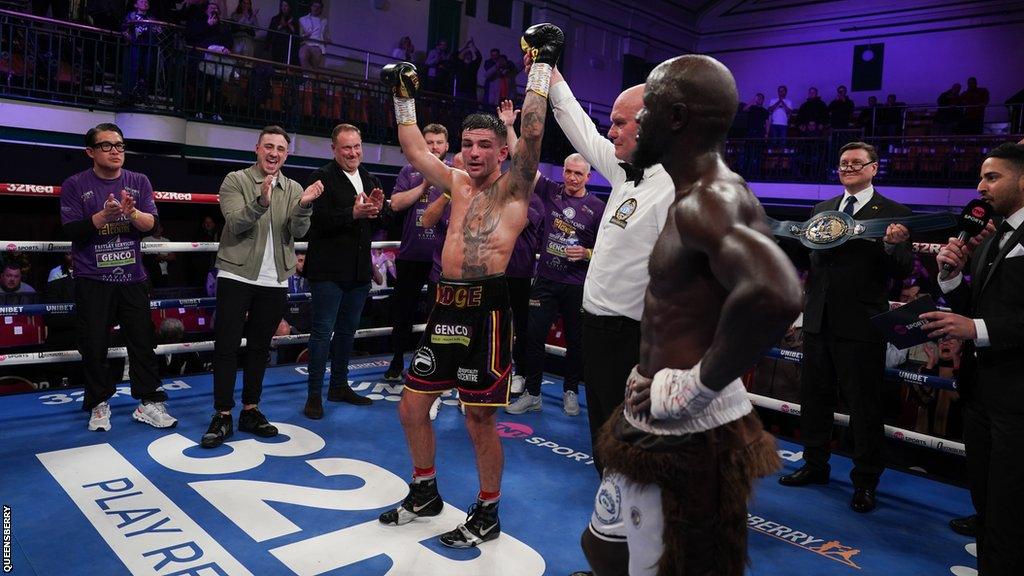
767, 211, 957, 250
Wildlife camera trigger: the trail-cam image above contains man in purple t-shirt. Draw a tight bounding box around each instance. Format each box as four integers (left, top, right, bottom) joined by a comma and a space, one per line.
507, 154, 604, 416
385, 123, 450, 381
59, 123, 177, 432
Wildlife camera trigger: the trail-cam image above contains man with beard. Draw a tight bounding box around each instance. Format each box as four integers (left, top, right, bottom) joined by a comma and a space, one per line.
580, 55, 803, 576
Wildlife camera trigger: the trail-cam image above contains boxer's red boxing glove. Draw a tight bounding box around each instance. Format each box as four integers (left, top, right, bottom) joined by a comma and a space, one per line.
520, 23, 564, 67
380, 62, 419, 99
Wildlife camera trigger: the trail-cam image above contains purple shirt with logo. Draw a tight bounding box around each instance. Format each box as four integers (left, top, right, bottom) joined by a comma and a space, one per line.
393, 163, 448, 262
506, 192, 546, 278
428, 203, 451, 283
535, 175, 605, 285
60, 168, 157, 283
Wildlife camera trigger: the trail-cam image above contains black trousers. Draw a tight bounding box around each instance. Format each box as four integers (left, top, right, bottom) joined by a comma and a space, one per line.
965, 399, 1024, 575
76, 278, 166, 411
521, 277, 584, 395
582, 312, 640, 475
799, 330, 886, 489
507, 276, 532, 368
389, 258, 432, 368
212, 277, 287, 412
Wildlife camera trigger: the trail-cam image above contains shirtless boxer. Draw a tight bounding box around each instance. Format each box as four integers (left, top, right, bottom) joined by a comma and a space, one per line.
582, 55, 803, 575
377, 23, 562, 548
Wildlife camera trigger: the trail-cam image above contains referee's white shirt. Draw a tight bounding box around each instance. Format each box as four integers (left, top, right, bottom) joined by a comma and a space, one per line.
549, 81, 676, 321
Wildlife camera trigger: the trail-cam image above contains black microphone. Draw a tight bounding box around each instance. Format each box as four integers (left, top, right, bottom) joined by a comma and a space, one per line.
942, 199, 993, 275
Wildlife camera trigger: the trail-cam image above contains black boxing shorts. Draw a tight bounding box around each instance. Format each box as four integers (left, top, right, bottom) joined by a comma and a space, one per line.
404, 274, 513, 406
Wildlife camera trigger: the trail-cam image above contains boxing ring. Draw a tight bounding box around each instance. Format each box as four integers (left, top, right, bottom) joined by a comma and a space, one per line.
0, 184, 979, 575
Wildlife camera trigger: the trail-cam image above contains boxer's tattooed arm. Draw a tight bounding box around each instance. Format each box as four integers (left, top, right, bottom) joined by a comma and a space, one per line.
461, 183, 502, 278
506, 92, 547, 201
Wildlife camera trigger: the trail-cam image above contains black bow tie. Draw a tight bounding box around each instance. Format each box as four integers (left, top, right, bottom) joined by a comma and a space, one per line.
619, 163, 644, 186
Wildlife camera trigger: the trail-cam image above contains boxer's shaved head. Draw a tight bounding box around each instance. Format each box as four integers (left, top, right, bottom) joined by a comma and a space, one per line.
632, 55, 737, 170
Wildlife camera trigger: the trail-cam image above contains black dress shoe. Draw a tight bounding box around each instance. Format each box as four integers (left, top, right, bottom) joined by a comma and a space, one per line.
304, 394, 324, 420
949, 514, 977, 537
200, 412, 233, 448
778, 466, 830, 486
850, 488, 877, 513
327, 386, 373, 405
238, 407, 278, 437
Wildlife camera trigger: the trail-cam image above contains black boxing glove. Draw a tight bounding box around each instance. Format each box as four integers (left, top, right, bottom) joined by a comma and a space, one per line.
520, 23, 564, 67
380, 61, 419, 99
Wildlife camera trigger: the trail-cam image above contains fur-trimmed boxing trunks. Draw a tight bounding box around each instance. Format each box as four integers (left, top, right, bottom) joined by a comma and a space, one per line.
405, 274, 513, 406
588, 366, 780, 576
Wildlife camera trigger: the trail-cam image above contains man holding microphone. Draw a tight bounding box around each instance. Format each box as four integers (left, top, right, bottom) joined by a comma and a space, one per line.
922, 142, 1024, 575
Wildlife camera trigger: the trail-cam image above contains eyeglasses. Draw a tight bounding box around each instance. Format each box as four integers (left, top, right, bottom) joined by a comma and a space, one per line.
92, 141, 126, 152
838, 161, 876, 172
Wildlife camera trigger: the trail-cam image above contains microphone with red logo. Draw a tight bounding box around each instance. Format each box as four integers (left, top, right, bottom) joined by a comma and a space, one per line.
941, 199, 993, 276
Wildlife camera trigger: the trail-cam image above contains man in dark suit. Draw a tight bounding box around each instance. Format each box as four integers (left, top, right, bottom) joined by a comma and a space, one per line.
922, 142, 1024, 575
779, 141, 913, 513
302, 123, 392, 419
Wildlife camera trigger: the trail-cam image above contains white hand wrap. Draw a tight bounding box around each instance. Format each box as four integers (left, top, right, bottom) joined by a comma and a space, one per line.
526, 63, 552, 98
627, 360, 753, 435
394, 97, 417, 125
650, 360, 716, 419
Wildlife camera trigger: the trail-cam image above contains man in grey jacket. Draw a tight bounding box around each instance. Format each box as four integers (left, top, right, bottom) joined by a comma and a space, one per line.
201, 125, 321, 448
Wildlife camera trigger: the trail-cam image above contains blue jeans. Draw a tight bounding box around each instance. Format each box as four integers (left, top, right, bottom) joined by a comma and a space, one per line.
307, 280, 371, 395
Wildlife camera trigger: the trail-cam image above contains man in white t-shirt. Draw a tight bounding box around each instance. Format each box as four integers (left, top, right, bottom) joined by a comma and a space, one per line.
299, 1, 329, 70
767, 84, 793, 142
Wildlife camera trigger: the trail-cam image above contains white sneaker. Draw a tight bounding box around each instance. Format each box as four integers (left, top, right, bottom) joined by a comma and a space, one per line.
429, 396, 442, 421
88, 401, 111, 431
133, 401, 178, 428
510, 375, 526, 395
563, 390, 580, 416
505, 392, 541, 415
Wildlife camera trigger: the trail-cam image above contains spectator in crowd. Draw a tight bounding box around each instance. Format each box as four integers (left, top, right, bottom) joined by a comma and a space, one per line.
485, 54, 517, 105
858, 95, 879, 135
186, 1, 233, 122
779, 142, 913, 514
276, 251, 309, 364
828, 85, 855, 130
797, 87, 828, 135
1006, 87, 1024, 136
228, 0, 259, 57
142, 222, 176, 288
302, 123, 391, 420
507, 153, 604, 416
958, 76, 990, 135
299, 0, 329, 70
453, 38, 482, 100
122, 0, 163, 104
745, 92, 768, 137
59, 122, 177, 431
425, 38, 452, 92
0, 262, 35, 305
384, 123, 450, 382
392, 35, 415, 61
481, 48, 502, 103
42, 257, 79, 388
48, 252, 72, 282
371, 248, 397, 291
201, 125, 318, 448
935, 83, 962, 135
267, 0, 298, 65
875, 93, 905, 137
188, 214, 221, 285
156, 317, 205, 376
767, 84, 793, 142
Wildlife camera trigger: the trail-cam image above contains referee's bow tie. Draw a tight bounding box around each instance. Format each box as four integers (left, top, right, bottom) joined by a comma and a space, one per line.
619, 162, 645, 186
